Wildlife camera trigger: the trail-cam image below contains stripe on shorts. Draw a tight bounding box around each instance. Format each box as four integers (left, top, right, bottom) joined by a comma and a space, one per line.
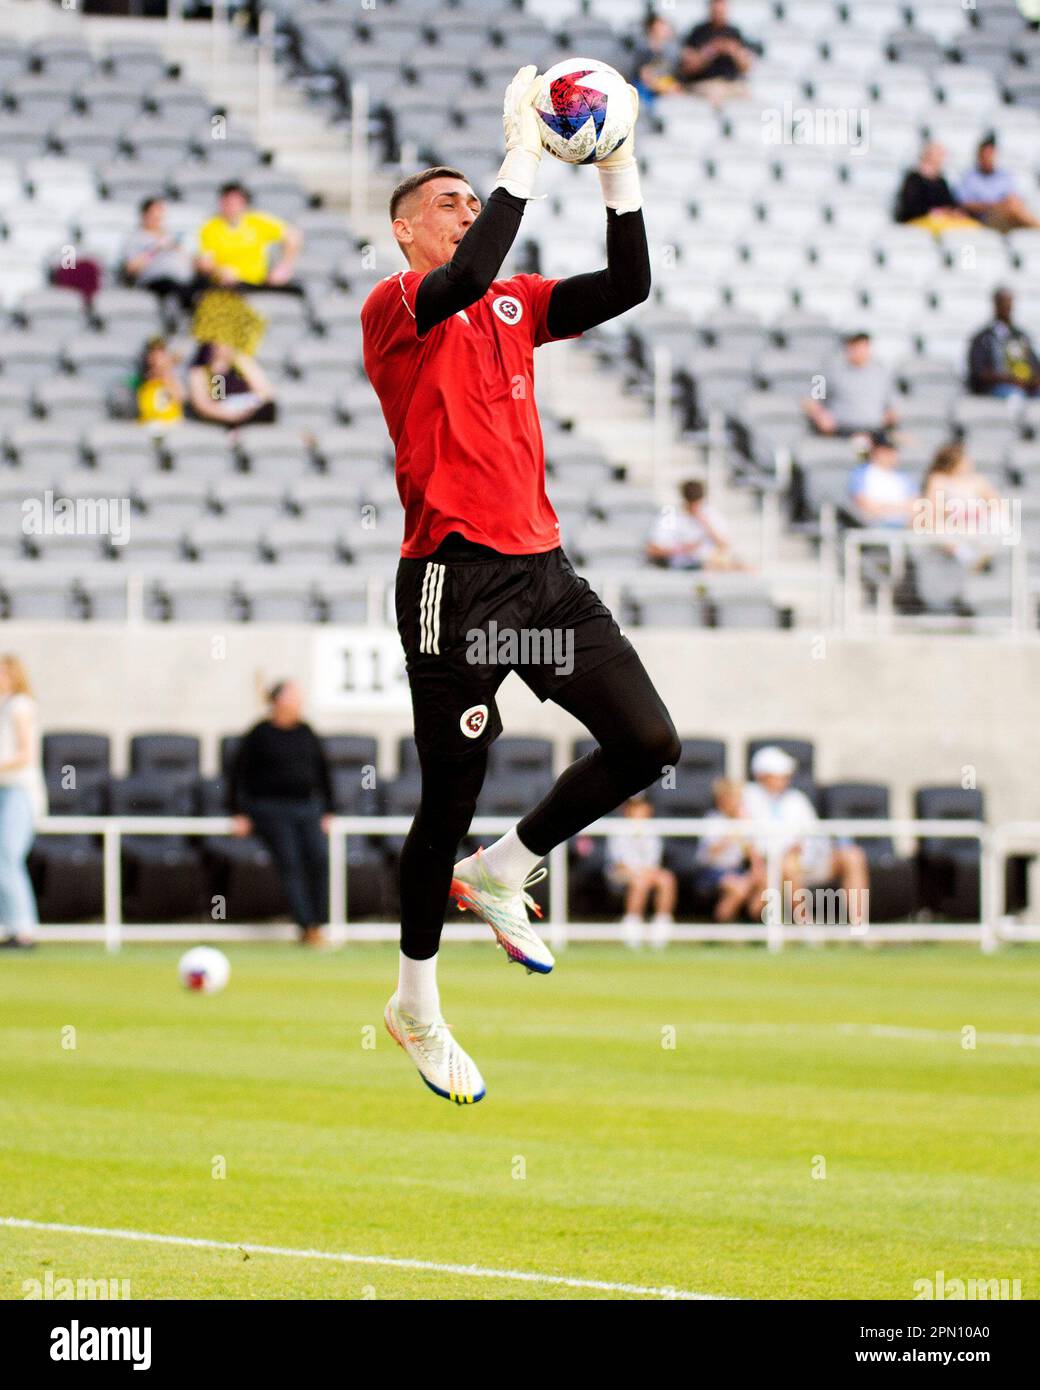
419, 562, 445, 654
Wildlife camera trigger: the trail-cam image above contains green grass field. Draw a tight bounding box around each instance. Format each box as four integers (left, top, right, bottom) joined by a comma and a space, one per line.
1, 943, 1038, 1300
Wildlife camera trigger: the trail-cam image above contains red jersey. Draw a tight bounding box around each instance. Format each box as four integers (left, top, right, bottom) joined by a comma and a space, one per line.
361, 269, 581, 558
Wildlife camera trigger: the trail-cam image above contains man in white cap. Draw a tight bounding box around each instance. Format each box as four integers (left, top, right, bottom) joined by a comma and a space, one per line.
743, 746, 868, 927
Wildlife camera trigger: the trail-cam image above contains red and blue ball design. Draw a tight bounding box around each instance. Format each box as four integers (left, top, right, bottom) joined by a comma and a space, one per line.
534, 59, 633, 165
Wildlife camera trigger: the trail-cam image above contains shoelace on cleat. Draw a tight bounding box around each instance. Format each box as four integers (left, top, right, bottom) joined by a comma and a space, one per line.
454, 858, 548, 928
518, 866, 548, 920
404, 1017, 453, 1065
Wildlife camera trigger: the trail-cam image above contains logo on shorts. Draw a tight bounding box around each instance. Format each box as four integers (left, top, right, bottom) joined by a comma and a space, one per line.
460, 704, 489, 738
491, 295, 523, 325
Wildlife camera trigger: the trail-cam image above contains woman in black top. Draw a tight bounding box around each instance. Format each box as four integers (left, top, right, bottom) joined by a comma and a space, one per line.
894, 142, 977, 228
230, 680, 333, 945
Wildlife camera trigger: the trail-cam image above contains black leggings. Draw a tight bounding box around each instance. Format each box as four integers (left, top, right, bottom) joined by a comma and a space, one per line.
399, 645, 681, 959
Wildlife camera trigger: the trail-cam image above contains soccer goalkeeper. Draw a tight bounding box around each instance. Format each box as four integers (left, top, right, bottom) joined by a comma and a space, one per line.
361, 67, 681, 1104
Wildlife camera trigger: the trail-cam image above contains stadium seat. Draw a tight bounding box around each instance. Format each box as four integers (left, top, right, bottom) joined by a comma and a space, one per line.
238, 574, 317, 623
489, 738, 554, 777
188, 518, 263, 566
914, 786, 985, 920
112, 518, 187, 567
212, 476, 288, 528
147, 573, 243, 623
264, 519, 343, 567
820, 782, 918, 920
129, 734, 201, 782
315, 578, 370, 624
198, 780, 292, 927
0, 572, 82, 619
109, 774, 205, 922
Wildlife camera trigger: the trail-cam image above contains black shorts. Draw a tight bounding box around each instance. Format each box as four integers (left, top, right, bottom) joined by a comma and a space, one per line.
396, 536, 637, 760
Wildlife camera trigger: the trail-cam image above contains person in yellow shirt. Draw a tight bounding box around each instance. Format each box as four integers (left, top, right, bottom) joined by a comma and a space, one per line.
137, 338, 184, 426
197, 181, 303, 290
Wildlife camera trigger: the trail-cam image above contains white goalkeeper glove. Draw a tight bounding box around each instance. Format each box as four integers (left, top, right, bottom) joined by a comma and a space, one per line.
495, 64, 544, 201
596, 83, 642, 215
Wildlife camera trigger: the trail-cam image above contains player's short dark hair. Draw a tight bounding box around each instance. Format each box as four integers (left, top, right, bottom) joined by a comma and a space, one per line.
139, 195, 164, 217
390, 166, 470, 221
680, 479, 705, 504
219, 180, 250, 200
844, 331, 871, 345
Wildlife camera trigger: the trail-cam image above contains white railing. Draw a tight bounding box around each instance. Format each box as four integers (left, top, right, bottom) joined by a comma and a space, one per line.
843, 528, 1032, 635
29, 814, 1014, 953
988, 822, 1040, 944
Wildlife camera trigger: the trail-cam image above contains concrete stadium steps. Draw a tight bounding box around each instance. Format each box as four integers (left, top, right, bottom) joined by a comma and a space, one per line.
74, 13, 358, 210
0, 4, 823, 623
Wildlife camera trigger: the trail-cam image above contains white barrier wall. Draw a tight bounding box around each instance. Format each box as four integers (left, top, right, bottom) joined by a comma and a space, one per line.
5, 622, 1037, 822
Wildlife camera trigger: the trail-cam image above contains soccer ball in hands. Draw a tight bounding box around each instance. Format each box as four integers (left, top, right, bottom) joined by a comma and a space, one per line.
178, 946, 231, 994
534, 58, 634, 165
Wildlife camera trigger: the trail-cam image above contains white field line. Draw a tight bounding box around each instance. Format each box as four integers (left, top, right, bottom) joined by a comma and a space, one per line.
839, 1023, 1040, 1048
681, 1022, 1040, 1048
0, 1217, 725, 1301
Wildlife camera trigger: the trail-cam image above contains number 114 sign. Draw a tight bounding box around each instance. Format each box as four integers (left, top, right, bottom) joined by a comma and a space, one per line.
312, 630, 410, 710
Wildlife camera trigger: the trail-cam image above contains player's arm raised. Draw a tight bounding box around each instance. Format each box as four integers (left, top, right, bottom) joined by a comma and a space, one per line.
544, 85, 651, 337
414, 66, 544, 337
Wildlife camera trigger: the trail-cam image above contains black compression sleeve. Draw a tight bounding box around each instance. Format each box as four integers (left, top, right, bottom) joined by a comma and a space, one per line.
413, 187, 527, 337
545, 208, 651, 338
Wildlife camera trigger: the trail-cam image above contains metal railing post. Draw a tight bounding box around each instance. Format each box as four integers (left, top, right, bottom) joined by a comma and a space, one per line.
548, 841, 568, 953
765, 829, 784, 953
328, 820, 347, 945
979, 826, 999, 955
103, 824, 122, 954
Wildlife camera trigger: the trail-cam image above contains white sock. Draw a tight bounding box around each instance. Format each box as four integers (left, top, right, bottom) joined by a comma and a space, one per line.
397, 951, 440, 1023
469, 825, 543, 891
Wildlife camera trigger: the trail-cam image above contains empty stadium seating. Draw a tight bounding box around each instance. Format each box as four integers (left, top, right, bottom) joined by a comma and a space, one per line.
25, 721, 1006, 927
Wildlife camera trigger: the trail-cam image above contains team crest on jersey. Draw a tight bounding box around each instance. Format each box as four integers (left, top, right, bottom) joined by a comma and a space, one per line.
460, 704, 489, 738
491, 295, 523, 325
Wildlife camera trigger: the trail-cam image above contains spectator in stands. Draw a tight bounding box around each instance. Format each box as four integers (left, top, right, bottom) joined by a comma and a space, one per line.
679, 0, 756, 106
743, 747, 867, 930
956, 134, 1040, 234
605, 794, 676, 948
187, 340, 277, 427
849, 437, 916, 528
694, 777, 762, 923
646, 479, 746, 570
630, 12, 681, 106
894, 142, 979, 234
802, 332, 899, 443
920, 442, 1002, 568
136, 338, 184, 427
0, 656, 46, 951
122, 196, 201, 312
968, 288, 1040, 398
197, 181, 303, 292
229, 679, 333, 947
